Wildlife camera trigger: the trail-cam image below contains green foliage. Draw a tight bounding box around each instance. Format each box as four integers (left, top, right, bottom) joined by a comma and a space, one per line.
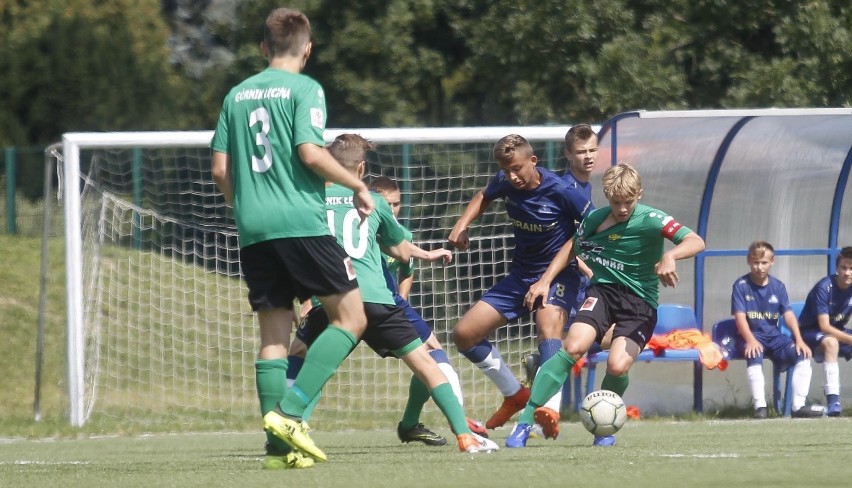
0, 0, 202, 146
1, 0, 850, 147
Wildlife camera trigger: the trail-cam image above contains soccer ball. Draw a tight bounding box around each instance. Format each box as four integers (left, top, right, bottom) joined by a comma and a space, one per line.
579, 390, 627, 436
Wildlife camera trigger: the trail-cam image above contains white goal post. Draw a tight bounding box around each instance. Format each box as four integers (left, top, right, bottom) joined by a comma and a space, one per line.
61, 126, 588, 428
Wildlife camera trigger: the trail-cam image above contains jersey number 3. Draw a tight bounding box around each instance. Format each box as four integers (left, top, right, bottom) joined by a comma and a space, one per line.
250, 107, 273, 173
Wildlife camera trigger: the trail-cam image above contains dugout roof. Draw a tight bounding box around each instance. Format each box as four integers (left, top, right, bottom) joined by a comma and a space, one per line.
594, 108, 852, 328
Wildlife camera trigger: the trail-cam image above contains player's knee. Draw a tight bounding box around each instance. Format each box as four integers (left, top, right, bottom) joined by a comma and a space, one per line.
823, 337, 840, 354
563, 342, 586, 359
606, 356, 632, 376
452, 326, 475, 349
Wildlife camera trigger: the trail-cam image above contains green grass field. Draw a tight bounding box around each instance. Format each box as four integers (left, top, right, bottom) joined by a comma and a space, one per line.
1, 418, 848, 488
2, 233, 850, 486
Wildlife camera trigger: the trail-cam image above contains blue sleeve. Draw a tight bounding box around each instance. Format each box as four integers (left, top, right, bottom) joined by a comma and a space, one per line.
778, 282, 792, 314
814, 282, 832, 316
731, 280, 747, 315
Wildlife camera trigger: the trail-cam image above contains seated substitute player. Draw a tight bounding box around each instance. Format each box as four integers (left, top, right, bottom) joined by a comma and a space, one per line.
507, 162, 705, 448
267, 133, 499, 458
448, 134, 593, 437
798, 246, 852, 417
731, 241, 820, 419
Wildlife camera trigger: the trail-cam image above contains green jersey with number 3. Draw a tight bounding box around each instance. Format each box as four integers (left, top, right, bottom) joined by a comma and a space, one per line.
211, 68, 329, 247
574, 204, 693, 308
325, 184, 407, 305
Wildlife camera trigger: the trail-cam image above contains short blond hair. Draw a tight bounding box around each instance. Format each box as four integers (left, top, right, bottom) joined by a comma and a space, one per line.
602, 162, 642, 200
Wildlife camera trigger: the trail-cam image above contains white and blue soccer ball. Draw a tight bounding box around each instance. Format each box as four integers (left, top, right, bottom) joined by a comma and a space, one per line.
579, 390, 627, 436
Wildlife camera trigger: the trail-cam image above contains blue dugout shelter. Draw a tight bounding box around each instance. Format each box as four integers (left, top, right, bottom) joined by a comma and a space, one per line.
591, 108, 852, 412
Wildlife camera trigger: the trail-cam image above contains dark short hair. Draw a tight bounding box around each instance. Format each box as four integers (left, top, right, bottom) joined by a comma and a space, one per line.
369, 176, 399, 194
565, 124, 596, 151
493, 134, 533, 164
327, 133, 374, 170
264, 8, 311, 57
838, 247, 852, 266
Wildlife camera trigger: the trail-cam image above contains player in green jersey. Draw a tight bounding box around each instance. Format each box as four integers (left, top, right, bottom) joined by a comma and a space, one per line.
211, 8, 374, 470
267, 134, 499, 456
370, 176, 489, 442
507, 162, 705, 448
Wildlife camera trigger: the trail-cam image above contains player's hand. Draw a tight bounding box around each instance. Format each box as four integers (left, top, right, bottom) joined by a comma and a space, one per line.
448, 227, 469, 251
525, 280, 550, 311
744, 339, 763, 359
655, 254, 679, 287
795, 340, 813, 359
353, 187, 375, 225
427, 248, 453, 266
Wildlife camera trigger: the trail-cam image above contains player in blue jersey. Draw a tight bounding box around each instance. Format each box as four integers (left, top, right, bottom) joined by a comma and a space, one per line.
368, 177, 490, 442
561, 123, 597, 201
523, 124, 599, 436
448, 134, 593, 436
731, 241, 819, 419
798, 246, 852, 417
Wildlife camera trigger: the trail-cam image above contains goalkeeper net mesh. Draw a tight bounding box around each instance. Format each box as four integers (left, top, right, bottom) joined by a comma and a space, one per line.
63, 131, 570, 430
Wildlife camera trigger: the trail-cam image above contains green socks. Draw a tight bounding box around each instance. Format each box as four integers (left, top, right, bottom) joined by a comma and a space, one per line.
601, 372, 629, 397
280, 326, 357, 418
518, 349, 575, 425
431, 382, 469, 435
400, 375, 431, 429
255, 358, 289, 452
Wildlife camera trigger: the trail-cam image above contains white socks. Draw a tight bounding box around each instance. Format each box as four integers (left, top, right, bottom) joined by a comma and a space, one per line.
824, 361, 840, 396
791, 359, 813, 411
473, 346, 522, 396
437, 361, 464, 405
747, 364, 767, 409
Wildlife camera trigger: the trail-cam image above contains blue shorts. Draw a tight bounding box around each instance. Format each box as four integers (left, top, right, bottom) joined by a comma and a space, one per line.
394, 293, 432, 343
801, 328, 852, 362
481, 267, 584, 322
745, 329, 801, 368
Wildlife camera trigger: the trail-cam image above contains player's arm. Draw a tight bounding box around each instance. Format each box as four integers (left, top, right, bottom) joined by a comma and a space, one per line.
655, 231, 705, 288
299, 143, 374, 222
816, 313, 852, 345
403, 240, 452, 266
211, 151, 233, 204
397, 273, 414, 301
781, 309, 812, 358
576, 257, 593, 280
448, 189, 491, 251
733, 311, 762, 359
525, 237, 576, 310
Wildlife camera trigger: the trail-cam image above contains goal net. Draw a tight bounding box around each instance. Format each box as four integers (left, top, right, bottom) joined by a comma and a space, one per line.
58, 127, 576, 429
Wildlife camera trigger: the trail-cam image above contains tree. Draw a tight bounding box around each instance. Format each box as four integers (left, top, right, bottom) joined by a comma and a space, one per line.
0, 0, 200, 146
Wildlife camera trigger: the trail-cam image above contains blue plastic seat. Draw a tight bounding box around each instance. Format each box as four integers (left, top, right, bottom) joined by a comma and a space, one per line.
574, 304, 703, 412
